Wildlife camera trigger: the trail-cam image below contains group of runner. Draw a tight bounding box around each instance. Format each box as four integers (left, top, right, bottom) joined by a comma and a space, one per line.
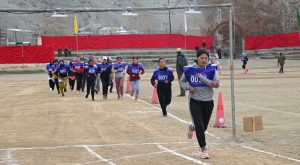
45, 48, 221, 159
45, 56, 145, 101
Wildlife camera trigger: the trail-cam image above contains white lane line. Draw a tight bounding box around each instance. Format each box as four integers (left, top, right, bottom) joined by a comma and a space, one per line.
88, 141, 187, 148
125, 94, 300, 163
0, 145, 77, 151
83, 145, 200, 164
0, 150, 19, 165
237, 103, 300, 116
0, 142, 187, 151
83, 145, 116, 165
111, 151, 168, 160
156, 144, 210, 165
124, 94, 219, 138
242, 146, 300, 163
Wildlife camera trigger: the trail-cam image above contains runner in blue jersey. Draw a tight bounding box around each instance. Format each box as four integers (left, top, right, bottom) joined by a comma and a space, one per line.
150, 58, 174, 117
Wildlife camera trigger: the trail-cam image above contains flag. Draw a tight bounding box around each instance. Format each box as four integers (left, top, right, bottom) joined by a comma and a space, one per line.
74, 15, 78, 34
184, 14, 187, 32
297, 11, 300, 30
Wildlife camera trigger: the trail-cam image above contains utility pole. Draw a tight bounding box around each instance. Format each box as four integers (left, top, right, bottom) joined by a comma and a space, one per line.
168, 0, 172, 34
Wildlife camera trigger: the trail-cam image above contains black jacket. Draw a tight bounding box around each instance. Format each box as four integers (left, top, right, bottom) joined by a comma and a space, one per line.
150, 67, 174, 87
176, 53, 188, 75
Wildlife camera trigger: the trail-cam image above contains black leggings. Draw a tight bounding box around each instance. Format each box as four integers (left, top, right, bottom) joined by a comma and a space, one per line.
101, 76, 110, 96
54, 78, 60, 93
75, 73, 83, 91
69, 78, 75, 90
189, 98, 214, 148
157, 84, 172, 115
86, 76, 96, 99
82, 74, 86, 92
49, 79, 55, 90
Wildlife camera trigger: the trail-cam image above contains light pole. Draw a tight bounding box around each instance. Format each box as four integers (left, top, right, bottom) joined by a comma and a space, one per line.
168, 0, 172, 34
229, 6, 236, 138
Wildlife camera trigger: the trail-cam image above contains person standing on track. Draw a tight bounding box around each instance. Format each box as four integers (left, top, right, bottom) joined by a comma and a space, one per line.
127, 57, 144, 101
150, 58, 174, 117
176, 48, 188, 97
45, 59, 55, 92
180, 49, 220, 159
72, 57, 85, 93
112, 57, 127, 100
84, 59, 98, 101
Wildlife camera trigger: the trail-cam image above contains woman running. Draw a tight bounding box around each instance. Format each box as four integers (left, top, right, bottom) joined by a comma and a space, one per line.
68, 60, 76, 92
127, 57, 144, 101
112, 57, 127, 99
97, 56, 112, 100
84, 59, 98, 101
55, 60, 70, 97
72, 57, 85, 93
45, 59, 55, 92
180, 49, 220, 159
150, 58, 174, 117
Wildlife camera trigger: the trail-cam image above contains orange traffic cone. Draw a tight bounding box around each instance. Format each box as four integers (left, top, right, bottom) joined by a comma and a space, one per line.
213, 92, 227, 128
152, 87, 159, 104
126, 76, 131, 93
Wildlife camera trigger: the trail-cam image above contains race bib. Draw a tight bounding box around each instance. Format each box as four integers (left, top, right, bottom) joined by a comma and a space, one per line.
132, 69, 139, 74
60, 69, 66, 73
89, 68, 96, 74
157, 75, 168, 81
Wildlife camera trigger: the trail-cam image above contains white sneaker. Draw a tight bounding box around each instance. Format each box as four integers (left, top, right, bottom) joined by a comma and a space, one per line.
201, 149, 209, 159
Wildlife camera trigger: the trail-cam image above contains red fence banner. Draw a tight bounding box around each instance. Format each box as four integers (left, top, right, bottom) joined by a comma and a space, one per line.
41, 34, 214, 51
245, 32, 300, 50
0, 46, 54, 64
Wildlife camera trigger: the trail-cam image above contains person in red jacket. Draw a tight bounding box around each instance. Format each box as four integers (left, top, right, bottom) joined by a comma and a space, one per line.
126, 57, 144, 101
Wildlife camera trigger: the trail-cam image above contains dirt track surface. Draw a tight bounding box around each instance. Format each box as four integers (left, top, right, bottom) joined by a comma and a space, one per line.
0, 59, 299, 165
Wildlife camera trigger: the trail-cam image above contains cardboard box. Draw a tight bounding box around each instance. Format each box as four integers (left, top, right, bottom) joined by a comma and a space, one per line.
243, 117, 254, 132
254, 116, 263, 131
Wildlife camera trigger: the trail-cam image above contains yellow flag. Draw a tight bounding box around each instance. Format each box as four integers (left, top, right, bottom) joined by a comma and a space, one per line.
74, 15, 78, 34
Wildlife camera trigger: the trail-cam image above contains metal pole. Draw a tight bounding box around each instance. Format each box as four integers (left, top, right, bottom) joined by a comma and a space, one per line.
184, 13, 187, 50
229, 6, 236, 138
168, 0, 172, 34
